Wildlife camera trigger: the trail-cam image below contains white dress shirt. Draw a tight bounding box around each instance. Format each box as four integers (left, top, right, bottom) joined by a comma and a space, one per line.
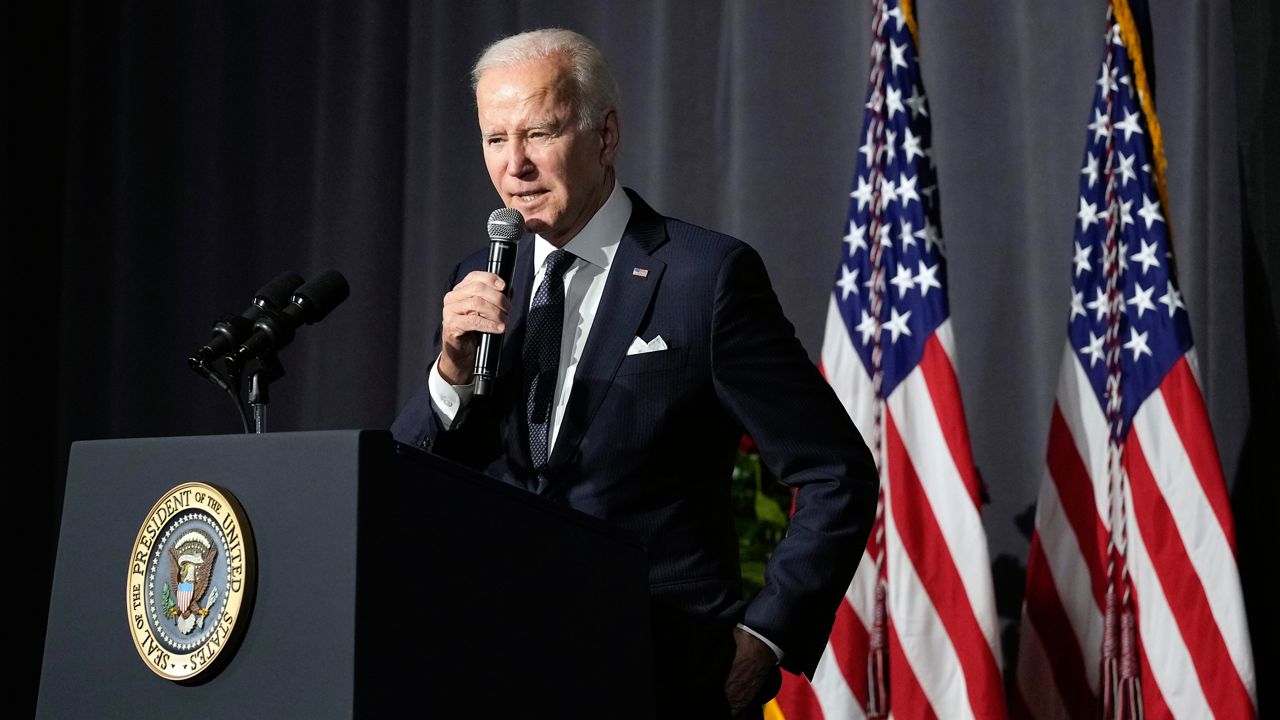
427, 180, 631, 439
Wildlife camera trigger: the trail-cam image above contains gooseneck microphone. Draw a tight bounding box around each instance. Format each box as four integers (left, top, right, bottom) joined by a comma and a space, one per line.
473, 207, 525, 396
188, 270, 305, 383
225, 269, 350, 371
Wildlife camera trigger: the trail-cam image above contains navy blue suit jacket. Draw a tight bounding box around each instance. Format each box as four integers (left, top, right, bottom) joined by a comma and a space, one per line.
392, 189, 877, 684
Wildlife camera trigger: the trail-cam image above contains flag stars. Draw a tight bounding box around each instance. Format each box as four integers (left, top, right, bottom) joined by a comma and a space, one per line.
881, 130, 898, 165
886, 85, 905, 119
883, 306, 913, 343
1082, 152, 1100, 188
884, 3, 905, 31
914, 221, 942, 255
903, 128, 924, 163
1123, 327, 1152, 360
897, 174, 920, 206
855, 309, 878, 345
852, 176, 874, 211
837, 264, 860, 300
844, 220, 868, 256
1116, 151, 1137, 186
900, 220, 917, 250
1127, 282, 1156, 318
1115, 108, 1144, 142
1078, 197, 1102, 232
1117, 198, 1135, 231
1138, 194, 1165, 229
859, 130, 876, 166
916, 261, 941, 296
1070, 289, 1086, 320
1074, 241, 1093, 276
1130, 239, 1161, 274
891, 263, 915, 297
1089, 109, 1109, 144
1097, 64, 1119, 95
1086, 286, 1108, 322
878, 178, 899, 211
1159, 280, 1185, 317
890, 40, 909, 71
904, 86, 928, 119
1080, 331, 1106, 367
876, 223, 893, 248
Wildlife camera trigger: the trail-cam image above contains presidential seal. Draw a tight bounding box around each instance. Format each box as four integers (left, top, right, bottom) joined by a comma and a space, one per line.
126, 482, 255, 681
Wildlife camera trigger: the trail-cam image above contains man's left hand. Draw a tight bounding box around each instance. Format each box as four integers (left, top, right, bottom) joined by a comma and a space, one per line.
724, 626, 777, 716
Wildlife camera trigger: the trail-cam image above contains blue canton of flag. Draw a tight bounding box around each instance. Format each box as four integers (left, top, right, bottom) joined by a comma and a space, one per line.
1069, 23, 1191, 436
833, 0, 947, 398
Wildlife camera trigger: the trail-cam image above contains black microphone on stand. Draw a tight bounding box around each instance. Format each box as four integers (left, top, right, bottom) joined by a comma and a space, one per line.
225, 269, 350, 371
188, 270, 305, 386
473, 207, 524, 396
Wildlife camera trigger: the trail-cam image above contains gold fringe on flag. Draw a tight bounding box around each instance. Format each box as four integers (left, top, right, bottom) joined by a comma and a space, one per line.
1111, 0, 1171, 234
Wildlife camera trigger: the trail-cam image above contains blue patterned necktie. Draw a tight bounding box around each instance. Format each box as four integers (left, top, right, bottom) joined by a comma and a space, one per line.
522, 249, 575, 474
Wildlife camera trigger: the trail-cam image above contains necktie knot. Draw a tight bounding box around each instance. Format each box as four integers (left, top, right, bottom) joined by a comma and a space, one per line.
543, 248, 574, 283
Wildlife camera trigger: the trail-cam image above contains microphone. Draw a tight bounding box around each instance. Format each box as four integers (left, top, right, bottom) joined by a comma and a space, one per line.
225, 269, 350, 370
473, 207, 524, 396
188, 271, 305, 380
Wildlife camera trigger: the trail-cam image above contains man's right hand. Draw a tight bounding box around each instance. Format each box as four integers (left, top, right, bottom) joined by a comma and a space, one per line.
438, 270, 510, 385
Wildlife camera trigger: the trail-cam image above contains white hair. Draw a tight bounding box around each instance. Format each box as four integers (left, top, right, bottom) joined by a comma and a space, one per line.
471, 28, 620, 131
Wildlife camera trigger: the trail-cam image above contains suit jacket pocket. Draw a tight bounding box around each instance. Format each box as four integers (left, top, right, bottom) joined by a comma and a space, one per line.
616, 346, 688, 376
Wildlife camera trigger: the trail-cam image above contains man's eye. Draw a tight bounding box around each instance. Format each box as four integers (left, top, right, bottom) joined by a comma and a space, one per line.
486, 137, 504, 145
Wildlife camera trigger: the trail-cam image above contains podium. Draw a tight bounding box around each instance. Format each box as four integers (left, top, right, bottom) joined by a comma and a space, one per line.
38, 430, 654, 718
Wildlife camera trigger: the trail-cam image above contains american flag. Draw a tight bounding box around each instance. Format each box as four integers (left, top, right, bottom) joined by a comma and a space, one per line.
771, 0, 1006, 717
1013, 1, 1257, 718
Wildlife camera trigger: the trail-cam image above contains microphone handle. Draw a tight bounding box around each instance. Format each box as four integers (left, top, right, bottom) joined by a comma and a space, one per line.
473, 238, 518, 396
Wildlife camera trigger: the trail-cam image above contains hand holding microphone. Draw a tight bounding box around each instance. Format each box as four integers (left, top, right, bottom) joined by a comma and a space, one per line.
438, 208, 524, 395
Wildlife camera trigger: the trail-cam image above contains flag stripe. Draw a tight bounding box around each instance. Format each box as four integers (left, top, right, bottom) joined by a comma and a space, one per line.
885, 412, 988, 718
820, 603, 871, 718
890, 355, 1002, 658
1012, 615, 1078, 720
1134, 370, 1254, 679
1121, 478, 1216, 719
887, 618, 941, 720
1124, 434, 1255, 718
1020, 533, 1097, 719
1045, 405, 1108, 609
1158, 356, 1237, 551
827, 594, 870, 709
917, 329, 982, 505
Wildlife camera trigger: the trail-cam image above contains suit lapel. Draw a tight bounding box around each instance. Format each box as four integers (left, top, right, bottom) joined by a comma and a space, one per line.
544, 192, 668, 484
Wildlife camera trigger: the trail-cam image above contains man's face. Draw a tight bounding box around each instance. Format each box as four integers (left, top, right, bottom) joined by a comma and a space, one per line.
476, 57, 618, 247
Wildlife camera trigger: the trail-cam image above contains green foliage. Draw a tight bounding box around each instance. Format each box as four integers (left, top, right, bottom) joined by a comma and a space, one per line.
732, 448, 791, 600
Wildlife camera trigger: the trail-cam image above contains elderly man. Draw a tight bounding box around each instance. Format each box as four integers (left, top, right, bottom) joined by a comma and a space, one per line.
392, 28, 877, 717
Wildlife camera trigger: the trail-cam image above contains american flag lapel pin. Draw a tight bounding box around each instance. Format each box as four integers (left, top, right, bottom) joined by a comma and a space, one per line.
632, 267, 649, 278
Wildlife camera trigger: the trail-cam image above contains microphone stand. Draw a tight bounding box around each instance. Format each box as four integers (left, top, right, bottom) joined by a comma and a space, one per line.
247, 354, 285, 434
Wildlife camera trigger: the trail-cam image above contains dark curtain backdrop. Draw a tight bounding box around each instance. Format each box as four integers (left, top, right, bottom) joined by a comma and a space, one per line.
6, 1, 1275, 715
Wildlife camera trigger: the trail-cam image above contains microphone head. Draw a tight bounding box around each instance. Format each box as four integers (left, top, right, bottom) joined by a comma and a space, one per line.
291, 269, 350, 323
254, 270, 305, 309
487, 207, 525, 241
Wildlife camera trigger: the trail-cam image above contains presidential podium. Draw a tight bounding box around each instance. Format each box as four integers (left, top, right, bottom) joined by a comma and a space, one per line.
38, 430, 654, 718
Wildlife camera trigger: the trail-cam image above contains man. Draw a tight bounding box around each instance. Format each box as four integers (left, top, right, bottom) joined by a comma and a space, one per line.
392, 28, 878, 717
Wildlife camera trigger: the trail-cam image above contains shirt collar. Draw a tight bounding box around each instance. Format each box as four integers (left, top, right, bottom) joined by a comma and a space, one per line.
532, 181, 632, 272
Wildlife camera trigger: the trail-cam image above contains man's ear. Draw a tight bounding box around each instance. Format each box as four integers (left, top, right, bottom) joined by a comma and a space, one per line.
599, 107, 620, 165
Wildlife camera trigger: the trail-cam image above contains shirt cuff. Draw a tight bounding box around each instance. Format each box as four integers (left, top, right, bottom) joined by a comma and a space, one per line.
428, 355, 474, 429
736, 623, 784, 663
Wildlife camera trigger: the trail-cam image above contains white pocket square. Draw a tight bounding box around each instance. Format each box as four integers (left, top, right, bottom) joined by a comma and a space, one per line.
627, 335, 668, 355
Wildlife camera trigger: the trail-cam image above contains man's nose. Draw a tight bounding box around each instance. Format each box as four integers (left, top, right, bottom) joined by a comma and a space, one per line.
505, 139, 533, 177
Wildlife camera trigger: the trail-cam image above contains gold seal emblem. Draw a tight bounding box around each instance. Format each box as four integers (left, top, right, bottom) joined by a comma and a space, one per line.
126, 482, 255, 681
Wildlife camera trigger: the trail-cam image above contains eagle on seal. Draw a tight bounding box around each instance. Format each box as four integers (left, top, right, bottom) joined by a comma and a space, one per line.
167, 531, 218, 621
